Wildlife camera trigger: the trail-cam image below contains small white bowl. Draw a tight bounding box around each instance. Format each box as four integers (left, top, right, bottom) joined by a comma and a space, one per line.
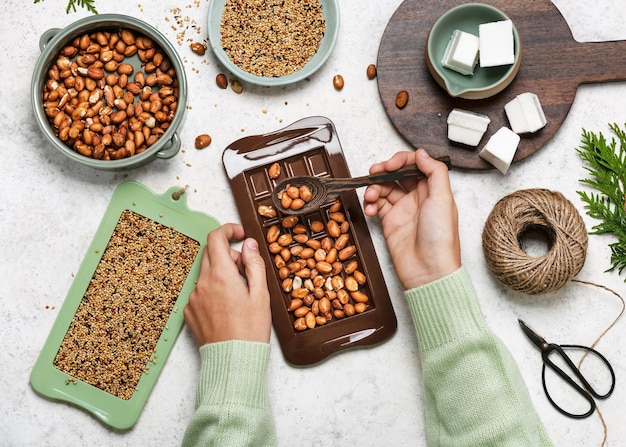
207, 0, 339, 86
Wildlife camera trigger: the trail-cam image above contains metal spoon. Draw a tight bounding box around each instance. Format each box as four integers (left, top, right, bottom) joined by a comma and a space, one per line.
272, 155, 451, 215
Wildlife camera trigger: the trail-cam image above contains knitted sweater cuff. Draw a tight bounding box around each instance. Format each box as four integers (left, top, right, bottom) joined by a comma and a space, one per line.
404, 266, 488, 351
196, 340, 271, 410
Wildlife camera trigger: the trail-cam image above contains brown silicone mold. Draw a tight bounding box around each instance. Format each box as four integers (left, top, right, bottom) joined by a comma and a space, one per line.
223, 116, 397, 366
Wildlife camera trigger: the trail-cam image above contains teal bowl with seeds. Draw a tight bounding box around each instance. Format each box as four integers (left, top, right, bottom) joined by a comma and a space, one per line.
208, 0, 339, 86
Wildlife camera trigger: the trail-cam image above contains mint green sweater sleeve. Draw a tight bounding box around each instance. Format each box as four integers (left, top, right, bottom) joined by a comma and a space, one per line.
405, 267, 553, 447
182, 340, 276, 447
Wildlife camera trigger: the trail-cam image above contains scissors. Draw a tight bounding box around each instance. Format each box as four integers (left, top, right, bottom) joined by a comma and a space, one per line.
518, 319, 615, 419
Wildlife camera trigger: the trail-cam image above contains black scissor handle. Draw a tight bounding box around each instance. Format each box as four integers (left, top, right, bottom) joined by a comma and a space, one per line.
541, 344, 615, 419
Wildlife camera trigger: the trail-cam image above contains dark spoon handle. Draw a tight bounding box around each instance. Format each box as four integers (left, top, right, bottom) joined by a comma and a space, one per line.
324, 155, 451, 196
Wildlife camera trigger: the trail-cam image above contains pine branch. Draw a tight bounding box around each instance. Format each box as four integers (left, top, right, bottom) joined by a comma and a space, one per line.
576, 123, 626, 278
34, 0, 98, 14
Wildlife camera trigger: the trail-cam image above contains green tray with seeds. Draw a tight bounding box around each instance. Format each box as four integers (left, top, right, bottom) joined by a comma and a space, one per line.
30, 181, 220, 430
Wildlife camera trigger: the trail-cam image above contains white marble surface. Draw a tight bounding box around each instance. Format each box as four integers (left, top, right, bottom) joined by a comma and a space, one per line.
2, 1, 626, 446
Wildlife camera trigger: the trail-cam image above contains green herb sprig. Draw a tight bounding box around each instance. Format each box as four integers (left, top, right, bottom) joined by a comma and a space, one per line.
576, 123, 626, 278
34, 0, 98, 14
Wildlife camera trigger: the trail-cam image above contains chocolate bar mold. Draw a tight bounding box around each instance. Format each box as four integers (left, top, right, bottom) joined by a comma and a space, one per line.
223, 116, 397, 365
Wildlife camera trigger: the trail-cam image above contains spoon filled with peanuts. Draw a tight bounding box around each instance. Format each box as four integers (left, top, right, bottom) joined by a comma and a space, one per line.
272, 155, 451, 215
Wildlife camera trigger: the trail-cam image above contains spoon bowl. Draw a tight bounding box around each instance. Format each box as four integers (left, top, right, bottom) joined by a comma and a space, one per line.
272, 156, 451, 215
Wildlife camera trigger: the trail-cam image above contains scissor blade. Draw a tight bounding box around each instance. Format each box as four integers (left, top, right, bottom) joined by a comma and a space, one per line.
518, 319, 547, 350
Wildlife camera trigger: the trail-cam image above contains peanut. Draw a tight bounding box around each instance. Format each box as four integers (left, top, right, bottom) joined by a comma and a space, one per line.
294, 317, 307, 331
310, 220, 324, 233
231, 79, 243, 94
266, 225, 281, 243
355, 302, 368, 313
305, 311, 316, 329
366, 64, 377, 80
216, 73, 228, 89
395, 90, 409, 109
333, 74, 344, 90
281, 215, 298, 229
258, 205, 277, 218
268, 162, 281, 179
194, 134, 212, 149
190, 42, 207, 56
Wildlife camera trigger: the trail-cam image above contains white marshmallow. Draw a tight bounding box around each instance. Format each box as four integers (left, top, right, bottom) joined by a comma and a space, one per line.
479, 127, 521, 174
504, 92, 547, 134
479, 20, 515, 67
447, 108, 491, 146
441, 29, 480, 75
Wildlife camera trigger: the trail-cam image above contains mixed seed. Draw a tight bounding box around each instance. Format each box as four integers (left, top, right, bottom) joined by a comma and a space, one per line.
220, 0, 326, 77
53, 210, 199, 400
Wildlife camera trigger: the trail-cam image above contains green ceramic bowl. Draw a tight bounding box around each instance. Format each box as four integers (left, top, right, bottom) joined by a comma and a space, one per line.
32, 14, 187, 171
207, 0, 339, 86
426, 3, 521, 99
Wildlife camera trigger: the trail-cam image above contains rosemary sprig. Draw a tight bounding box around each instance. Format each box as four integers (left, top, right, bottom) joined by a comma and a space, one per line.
34, 0, 98, 14
576, 123, 626, 277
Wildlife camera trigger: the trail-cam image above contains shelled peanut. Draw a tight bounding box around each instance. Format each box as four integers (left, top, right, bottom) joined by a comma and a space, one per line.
276, 183, 313, 211
42, 29, 179, 160
259, 200, 371, 332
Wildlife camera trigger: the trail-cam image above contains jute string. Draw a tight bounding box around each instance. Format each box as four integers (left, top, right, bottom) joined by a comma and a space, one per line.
482, 189, 588, 295
482, 188, 625, 446
572, 278, 625, 447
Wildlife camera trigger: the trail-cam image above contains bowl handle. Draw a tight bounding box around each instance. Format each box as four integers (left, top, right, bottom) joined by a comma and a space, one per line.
154, 132, 181, 159
39, 28, 62, 52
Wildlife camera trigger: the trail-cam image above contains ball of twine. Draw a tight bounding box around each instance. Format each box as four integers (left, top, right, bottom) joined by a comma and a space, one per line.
482, 189, 588, 295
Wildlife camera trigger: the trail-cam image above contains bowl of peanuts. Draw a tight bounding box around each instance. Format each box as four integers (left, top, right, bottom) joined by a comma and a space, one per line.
32, 14, 187, 171
208, 0, 339, 86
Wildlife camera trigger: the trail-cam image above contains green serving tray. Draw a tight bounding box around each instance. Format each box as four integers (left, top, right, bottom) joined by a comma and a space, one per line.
30, 181, 219, 430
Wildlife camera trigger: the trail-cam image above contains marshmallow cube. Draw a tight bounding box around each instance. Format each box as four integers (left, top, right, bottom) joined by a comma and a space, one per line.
479, 127, 521, 174
447, 108, 491, 146
441, 29, 480, 75
479, 20, 515, 67
504, 92, 547, 134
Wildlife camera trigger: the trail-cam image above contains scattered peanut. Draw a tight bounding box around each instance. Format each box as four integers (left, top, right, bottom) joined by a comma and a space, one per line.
190, 41, 207, 56
216, 73, 228, 89
42, 28, 180, 161
194, 134, 212, 149
231, 79, 243, 94
395, 90, 409, 109
333, 74, 344, 90
366, 64, 377, 80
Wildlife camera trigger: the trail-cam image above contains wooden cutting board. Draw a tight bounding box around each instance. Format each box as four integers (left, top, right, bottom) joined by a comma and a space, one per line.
377, 0, 626, 170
